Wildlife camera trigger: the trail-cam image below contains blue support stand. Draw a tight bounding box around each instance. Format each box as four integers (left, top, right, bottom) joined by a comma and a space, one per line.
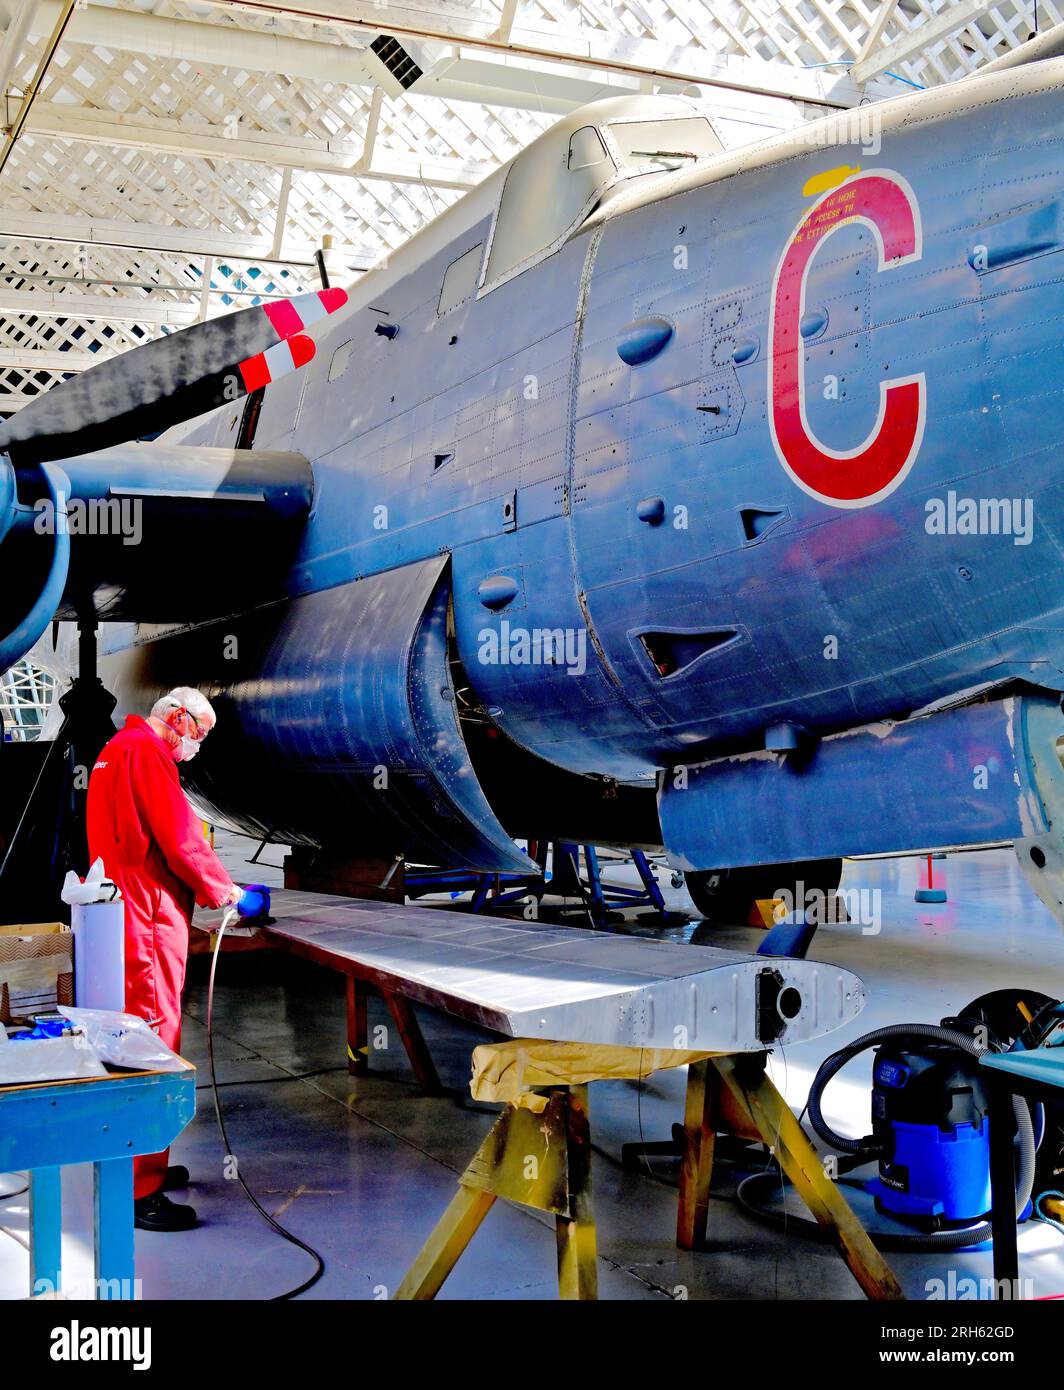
406, 841, 688, 927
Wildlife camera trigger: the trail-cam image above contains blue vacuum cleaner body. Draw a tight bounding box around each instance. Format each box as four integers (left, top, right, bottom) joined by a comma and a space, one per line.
870, 1043, 991, 1225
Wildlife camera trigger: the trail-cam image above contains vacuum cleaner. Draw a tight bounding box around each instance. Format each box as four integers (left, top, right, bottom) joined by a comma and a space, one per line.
739, 989, 1064, 1250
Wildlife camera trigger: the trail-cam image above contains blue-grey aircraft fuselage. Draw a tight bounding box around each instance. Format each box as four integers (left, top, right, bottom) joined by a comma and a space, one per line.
8, 58, 1064, 919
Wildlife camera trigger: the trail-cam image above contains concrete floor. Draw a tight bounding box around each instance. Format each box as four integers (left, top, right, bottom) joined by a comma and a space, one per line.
3, 838, 1064, 1300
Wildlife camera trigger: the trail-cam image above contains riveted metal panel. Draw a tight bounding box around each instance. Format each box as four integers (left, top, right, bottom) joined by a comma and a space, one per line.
257, 890, 867, 1050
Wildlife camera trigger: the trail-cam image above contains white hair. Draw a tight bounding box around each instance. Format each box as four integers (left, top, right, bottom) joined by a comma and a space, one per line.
151, 686, 216, 724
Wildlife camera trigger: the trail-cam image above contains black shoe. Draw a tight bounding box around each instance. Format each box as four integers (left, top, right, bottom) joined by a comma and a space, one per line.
134, 1191, 198, 1232
162, 1164, 190, 1192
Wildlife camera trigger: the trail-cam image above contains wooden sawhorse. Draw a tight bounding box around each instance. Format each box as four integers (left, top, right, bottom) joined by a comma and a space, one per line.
395, 1081, 596, 1300
395, 1042, 902, 1301
675, 1053, 901, 1299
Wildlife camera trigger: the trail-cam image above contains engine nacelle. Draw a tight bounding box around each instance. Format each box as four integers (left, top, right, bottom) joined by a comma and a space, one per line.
107, 556, 528, 871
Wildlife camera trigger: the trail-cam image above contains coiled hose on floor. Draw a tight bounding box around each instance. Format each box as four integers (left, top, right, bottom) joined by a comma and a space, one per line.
739, 1023, 1036, 1252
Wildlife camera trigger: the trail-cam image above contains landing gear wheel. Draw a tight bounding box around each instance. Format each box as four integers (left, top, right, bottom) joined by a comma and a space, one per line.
685, 858, 843, 927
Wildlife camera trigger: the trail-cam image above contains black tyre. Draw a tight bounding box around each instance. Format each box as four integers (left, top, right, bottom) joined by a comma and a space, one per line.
685, 858, 843, 926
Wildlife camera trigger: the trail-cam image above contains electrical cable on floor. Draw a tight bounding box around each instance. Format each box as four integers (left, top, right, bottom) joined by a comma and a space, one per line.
633, 1049, 657, 1181
194, 1067, 347, 1093
208, 913, 326, 1300
0, 1175, 31, 1256
0, 1222, 29, 1252
735, 1163, 1064, 1253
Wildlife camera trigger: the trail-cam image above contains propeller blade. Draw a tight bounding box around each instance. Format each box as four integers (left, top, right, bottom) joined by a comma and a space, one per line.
0, 287, 347, 467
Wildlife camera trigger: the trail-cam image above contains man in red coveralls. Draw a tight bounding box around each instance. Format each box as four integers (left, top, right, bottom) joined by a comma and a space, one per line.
87, 686, 269, 1231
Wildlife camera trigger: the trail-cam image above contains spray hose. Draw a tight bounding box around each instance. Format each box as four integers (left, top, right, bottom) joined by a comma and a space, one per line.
207, 909, 325, 1298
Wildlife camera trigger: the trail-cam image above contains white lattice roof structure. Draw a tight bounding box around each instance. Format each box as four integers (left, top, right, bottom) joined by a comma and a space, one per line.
0, 0, 1057, 415
0, 656, 55, 736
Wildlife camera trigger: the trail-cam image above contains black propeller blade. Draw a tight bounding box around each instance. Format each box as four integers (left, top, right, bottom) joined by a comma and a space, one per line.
0, 287, 347, 467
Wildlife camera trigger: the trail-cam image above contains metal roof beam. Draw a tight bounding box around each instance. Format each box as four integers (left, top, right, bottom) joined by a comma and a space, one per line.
0, 286, 203, 325
0, 209, 377, 268
0, 0, 373, 85
187, 0, 877, 107
3, 0, 873, 112
26, 102, 490, 189
415, 49, 642, 113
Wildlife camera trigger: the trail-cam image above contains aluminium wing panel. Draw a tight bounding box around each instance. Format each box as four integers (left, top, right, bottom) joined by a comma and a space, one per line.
247, 891, 866, 1051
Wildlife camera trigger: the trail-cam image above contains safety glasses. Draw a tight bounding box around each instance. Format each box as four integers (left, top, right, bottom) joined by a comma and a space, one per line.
180, 708, 208, 742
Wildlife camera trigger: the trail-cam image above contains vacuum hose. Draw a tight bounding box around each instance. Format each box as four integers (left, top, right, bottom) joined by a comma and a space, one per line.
804, 1022, 1035, 1248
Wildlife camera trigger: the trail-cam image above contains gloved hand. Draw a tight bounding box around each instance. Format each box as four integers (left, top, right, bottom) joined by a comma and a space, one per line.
235, 884, 271, 919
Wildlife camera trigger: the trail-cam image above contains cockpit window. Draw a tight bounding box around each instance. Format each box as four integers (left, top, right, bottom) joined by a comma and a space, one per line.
606, 117, 720, 173
484, 126, 618, 290
481, 108, 721, 295
568, 126, 609, 172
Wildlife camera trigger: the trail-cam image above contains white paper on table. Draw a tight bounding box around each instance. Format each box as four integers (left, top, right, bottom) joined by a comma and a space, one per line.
0, 1033, 107, 1085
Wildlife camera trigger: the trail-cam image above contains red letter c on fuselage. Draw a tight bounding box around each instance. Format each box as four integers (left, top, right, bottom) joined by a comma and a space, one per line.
768, 171, 925, 508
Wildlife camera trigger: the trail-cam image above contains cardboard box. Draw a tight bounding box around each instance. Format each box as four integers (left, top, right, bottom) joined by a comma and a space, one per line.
0, 922, 73, 1024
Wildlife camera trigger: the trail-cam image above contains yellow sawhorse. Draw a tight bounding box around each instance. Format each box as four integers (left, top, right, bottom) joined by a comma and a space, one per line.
677, 1054, 902, 1299
395, 1082, 596, 1301
394, 1041, 903, 1302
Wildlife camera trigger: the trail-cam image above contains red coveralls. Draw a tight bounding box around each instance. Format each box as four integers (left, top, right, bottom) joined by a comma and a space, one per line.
87, 715, 234, 1199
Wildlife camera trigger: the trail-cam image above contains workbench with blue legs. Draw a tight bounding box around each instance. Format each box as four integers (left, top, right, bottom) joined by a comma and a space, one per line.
0, 1068, 195, 1300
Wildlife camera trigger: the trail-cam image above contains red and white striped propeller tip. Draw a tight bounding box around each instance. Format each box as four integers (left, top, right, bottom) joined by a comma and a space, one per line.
262, 287, 349, 341
238, 333, 316, 393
